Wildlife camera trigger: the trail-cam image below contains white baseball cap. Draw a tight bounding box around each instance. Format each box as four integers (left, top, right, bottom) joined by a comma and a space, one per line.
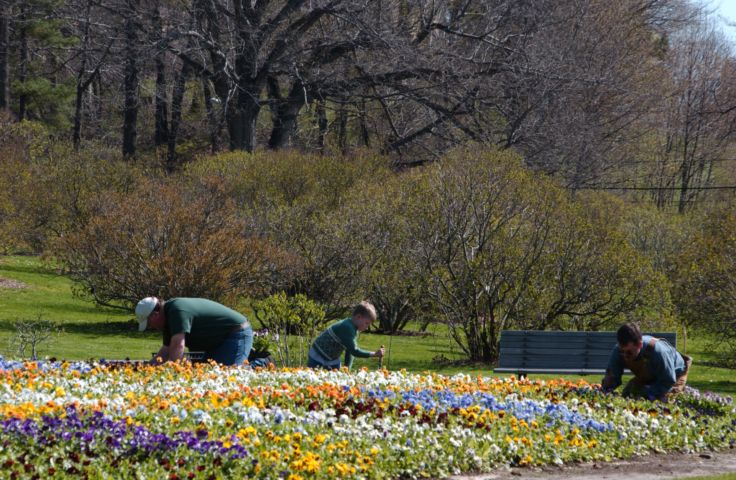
135, 297, 158, 332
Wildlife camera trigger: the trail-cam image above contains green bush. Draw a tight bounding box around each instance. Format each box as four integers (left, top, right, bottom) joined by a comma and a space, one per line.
0, 120, 50, 253
252, 292, 327, 367
184, 149, 392, 210
345, 169, 435, 333
405, 148, 670, 362
252, 292, 326, 336
184, 150, 395, 317
671, 202, 736, 365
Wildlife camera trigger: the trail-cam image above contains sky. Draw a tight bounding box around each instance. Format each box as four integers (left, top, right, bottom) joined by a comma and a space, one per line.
715, 0, 736, 42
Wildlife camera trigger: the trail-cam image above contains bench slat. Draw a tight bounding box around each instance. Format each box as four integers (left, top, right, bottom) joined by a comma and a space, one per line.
499, 347, 590, 355
498, 357, 603, 368
494, 368, 607, 374
494, 330, 677, 375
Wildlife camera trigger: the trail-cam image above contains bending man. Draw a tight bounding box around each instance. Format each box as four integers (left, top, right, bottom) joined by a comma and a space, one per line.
601, 323, 692, 401
136, 297, 253, 366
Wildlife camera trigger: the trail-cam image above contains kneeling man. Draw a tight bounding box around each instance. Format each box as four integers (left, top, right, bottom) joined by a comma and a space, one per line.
601, 322, 691, 401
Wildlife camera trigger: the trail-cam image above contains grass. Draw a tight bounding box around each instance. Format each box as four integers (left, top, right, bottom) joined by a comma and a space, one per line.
1, 255, 735, 397
0, 255, 160, 360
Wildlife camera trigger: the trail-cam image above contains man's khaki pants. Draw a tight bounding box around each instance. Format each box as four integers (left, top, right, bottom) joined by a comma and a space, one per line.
667, 354, 692, 399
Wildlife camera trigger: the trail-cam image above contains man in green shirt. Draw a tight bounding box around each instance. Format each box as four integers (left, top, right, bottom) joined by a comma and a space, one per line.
136, 297, 253, 366
308, 301, 384, 369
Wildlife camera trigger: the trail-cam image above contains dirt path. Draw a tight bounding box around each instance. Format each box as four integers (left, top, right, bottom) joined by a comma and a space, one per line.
0, 277, 28, 289
449, 449, 736, 479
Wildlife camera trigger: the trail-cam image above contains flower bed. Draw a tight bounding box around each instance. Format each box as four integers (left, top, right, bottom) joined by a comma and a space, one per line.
0, 357, 734, 479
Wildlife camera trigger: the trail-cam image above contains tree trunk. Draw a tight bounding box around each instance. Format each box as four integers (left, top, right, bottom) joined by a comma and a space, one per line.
316, 99, 327, 152
73, 82, 85, 149
167, 60, 190, 170
94, 74, 104, 137
73, 1, 91, 149
678, 156, 690, 214
153, 2, 169, 147
359, 99, 370, 147
0, 8, 8, 110
682, 324, 687, 354
122, 0, 140, 158
194, 0, 227, 151
201, 78, 219, 153
229, 85, 261, 152
267, 77, 304, 150
18, 8, 27, 120
337, 105, 347, 153
229, 30, 261, 152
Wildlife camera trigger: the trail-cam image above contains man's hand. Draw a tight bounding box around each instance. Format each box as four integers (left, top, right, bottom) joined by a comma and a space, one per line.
150, 346, 169, 365
600, 375, 616, 393
373, 346, 385, 358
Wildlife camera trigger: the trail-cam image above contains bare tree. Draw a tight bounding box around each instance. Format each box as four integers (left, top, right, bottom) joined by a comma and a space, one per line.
172, 0, 369, 152
10, 315, 62, 360
649, 15, 736, 212
71, 0, 115, 149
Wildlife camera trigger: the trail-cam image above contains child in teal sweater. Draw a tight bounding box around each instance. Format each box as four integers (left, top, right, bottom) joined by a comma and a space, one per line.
308, 301, 385, 369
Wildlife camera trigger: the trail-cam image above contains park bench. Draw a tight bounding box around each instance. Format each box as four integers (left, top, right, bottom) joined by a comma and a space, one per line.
494, 330, 677, 377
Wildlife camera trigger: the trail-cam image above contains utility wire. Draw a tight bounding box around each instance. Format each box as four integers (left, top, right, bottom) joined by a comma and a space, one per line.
574, 185, 736, 191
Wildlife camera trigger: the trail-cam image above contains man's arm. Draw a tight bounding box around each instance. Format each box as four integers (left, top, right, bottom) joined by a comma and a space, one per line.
167, 333, 186, 362
601, 347, 624, 392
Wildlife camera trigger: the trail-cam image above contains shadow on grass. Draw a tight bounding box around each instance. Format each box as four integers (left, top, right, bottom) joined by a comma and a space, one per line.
0, 261, 56, 276
0, 318, 152, 337
8, 302, 124, 317
59, 303, 124, 317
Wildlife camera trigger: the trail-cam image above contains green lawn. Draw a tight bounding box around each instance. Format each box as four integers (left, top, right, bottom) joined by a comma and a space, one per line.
1, 255, 734, 397
0, 255, 159, 360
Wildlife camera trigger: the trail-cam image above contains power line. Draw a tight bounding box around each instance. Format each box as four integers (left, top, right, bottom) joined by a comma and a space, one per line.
575, 185, 736, 191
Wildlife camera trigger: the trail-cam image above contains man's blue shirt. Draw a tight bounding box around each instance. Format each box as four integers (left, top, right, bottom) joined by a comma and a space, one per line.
604, 335, 686, 398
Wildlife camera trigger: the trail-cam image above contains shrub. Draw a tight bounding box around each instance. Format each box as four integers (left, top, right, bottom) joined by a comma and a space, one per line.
0, 121, 141, 253
407, 148, 669, 363
52, 178, 283, 308
347, 170, 435, 333
671, 202, 736, 365
251, 292, 327, 367
185, 150, 395, 317
252, 292, 327, 336
184, 149, 392, 211
524, 191, 671, 332
0, 120, 50, 253
250, 329, 275, 357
